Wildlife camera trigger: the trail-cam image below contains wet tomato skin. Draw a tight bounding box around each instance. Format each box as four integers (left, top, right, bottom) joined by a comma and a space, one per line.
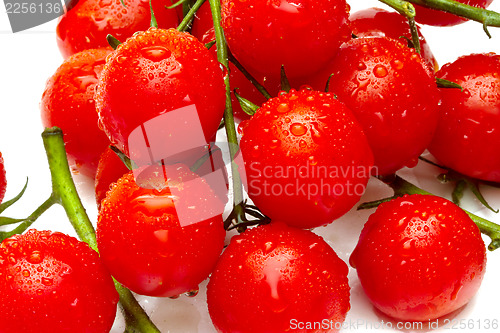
327, 37, 439, 176
239, 89, 373, 229
94, 145, 229, 209
220, 0, 352, 79
207, 221, 350, 333
41, 48, 112, 178
429, 53, 500, 182
96, 164, 225, 297
95, 146, 130, 209
56, 0, 179, 58
190, 1, 273, 122
95, 28, 226, 156
350, 194, 486, 321
0, 229, 119, 333
0, 152, 5, 204
350, 7, 438, 72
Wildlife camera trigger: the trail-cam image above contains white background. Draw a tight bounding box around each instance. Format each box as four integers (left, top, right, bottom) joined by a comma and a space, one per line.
0, 0, 499, 332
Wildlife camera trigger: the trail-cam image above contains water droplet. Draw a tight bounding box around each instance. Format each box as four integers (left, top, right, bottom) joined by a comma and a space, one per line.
290, 123, 307, 136
299, 140, 306, 148
391, 59, 404, 70
277, 103, 289, 113
357, 62, 367, 70
141, 46, 172, 62
22, 270, 30, 277
27, 251, 44, 265
185, 289, 199, 297
373, 65, 388, 78
263, 242, 274, 254
270, 139, 280, 149
59, 265, 73, 277
116, 55, 127, 64
41, 277, 53, 286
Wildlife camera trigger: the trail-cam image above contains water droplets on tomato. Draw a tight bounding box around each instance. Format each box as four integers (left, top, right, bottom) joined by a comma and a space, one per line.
141, 46, 172, 62
98, 0, 112, 7
373, 65, 388, 78
290, 123, 307, 136
41, 277, 54, 286
277, 103, 290, 113
27, 251, 44, 265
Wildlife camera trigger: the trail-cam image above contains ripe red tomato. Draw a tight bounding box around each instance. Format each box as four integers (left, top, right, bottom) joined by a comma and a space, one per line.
96, 164, 225, 297
41, 48, 112, 178
56, 0, 179, 58
350, 7, 438, 72
207, 222, 350, 333
0, 152, 6, 204
191, 1, 277, 122
429, 53, 500, 182
0, 229, 119, 333
95, 144, 229, 209
327, 37, 439, 176
220, 0, 352, 79
413, 0, 493, 26
350, 194, 486, 321
95, 146, 131, 209
95, 28, 226, 158
239, 89, 373, 229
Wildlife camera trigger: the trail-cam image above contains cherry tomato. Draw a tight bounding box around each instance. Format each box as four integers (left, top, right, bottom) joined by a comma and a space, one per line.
413, 0, 493, 26
95, 28, 226, 157
207, 221, 350, 333
190, 1, 276, 122
96, 164, 225, 297
0, 152, 6, 204
220, 0, 352, 79
95, 146, 130, 209
350, 7, 438, 72
0, 229, 119, 333
41, 48, 112, 178
239, 89, 373, 229
429, 53, 500, 182
327, 37, 439, 176
350, 194, 486, 321
56, 0, 179, 58
95, 144, 229, 209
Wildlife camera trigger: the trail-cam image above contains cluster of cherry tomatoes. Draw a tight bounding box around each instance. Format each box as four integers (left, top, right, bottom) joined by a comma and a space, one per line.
1, 0, 500, 332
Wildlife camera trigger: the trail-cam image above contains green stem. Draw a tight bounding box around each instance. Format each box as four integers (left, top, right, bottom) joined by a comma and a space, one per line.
407, 17, 421, 54
115, 281, 160, 333
41, 127, 160, 333
0, 196, 56, 242
42, 128, 98, 251
383, 0, 500, 37
208, 0, 246, 229
378, 0, 421, 53
379, 0, 416, 18
362, 174, 500, 251
177, 0, 205, 32
228, 53, 273, 100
